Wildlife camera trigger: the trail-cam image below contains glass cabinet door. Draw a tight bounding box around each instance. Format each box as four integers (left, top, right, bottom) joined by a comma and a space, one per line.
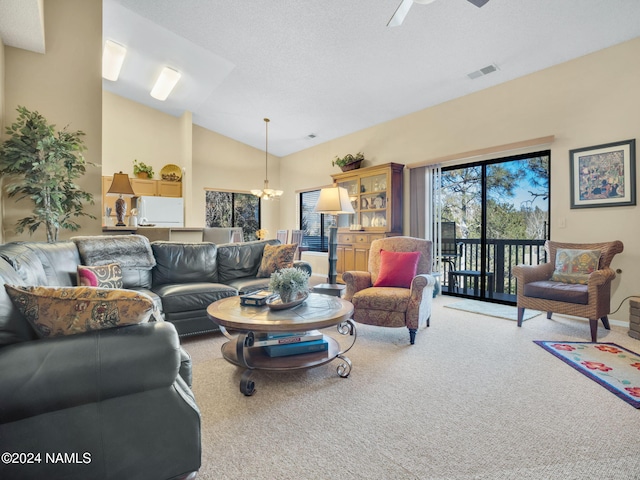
337, 180, 358, 228
359, 173, 387, 229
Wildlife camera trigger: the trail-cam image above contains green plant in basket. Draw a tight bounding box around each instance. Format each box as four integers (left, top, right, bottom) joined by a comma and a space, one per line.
133, 159, 154, 178
269, 267, 310, 303
332, 152, 364, 168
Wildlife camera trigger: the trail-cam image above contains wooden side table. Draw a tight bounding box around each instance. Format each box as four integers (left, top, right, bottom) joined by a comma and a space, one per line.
312, 283, 346, 297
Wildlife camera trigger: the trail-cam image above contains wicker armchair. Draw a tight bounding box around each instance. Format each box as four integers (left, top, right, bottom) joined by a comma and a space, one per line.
342, 236, 436, 344
512, 240, 623, 341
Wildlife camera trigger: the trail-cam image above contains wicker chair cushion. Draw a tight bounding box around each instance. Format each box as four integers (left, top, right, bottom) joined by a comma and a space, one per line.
523, 280, 588, 305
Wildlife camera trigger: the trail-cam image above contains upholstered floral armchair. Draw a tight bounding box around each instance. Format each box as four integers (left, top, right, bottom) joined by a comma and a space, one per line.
342, 236, 436, 344
512, 240, 623, 342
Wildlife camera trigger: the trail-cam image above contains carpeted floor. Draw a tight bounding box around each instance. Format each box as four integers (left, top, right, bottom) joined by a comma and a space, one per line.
444, 299, 541, 322
181, 295, 640, 480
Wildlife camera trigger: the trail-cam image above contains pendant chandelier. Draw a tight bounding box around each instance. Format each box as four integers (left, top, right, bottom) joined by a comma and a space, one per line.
251, 118, 283, 200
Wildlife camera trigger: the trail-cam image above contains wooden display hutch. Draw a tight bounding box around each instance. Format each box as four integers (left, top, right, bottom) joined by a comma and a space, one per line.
102, 176, 182, 224
330, 162, 404, 283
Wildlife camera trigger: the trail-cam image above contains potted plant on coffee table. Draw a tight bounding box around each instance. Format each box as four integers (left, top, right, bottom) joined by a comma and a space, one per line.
332, 152, 365, 172
268, 267, 310, 305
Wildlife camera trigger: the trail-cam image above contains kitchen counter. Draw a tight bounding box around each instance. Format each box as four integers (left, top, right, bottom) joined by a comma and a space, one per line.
102, 227, 204, 242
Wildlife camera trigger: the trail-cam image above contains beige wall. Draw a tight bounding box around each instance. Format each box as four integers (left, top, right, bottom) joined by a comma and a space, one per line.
191, 124, 281, 237
102, 90, 184, 176
2, 0, 102, 242
280, 37, 640, 320
102, 93, 283, 236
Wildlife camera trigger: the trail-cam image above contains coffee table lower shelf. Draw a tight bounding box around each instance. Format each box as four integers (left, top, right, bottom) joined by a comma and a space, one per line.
207, 293, 355, 396
220, 327, 355, 396
222, 334, 341, 371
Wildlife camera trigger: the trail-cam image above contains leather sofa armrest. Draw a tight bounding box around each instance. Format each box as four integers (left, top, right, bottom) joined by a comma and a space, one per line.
0, 322, 181, 423
342, 271, 372, 300
293, 260, 312, 276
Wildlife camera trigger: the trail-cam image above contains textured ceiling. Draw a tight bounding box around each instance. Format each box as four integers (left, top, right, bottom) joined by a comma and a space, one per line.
4, 1, 640, 157
0, 0, 45, 53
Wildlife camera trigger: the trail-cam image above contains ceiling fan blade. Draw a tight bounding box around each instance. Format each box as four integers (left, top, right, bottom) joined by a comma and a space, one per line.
387, 0, 414, 27
467, 0, 490, 7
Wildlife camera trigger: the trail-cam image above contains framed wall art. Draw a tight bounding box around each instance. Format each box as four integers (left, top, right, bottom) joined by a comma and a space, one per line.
569, 139, 636, 209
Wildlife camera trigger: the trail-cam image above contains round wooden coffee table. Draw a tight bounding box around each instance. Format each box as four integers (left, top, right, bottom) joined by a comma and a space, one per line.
207, 293, 356, 395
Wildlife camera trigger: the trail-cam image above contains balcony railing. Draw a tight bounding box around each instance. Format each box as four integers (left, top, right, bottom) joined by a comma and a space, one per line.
440, 238, 547, 300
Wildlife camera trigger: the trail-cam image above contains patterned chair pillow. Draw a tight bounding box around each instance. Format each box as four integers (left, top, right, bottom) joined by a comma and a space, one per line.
77, 263, 123, 288
4, 285, 154, 338
256, 243, 297, 278
550, 248, 601, 285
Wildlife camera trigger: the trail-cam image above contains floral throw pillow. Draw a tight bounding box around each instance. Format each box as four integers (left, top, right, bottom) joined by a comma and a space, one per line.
4, 285, 154, 338
550, 248, 601, 285
256, 243, 297, 278
77, 263, 123, 288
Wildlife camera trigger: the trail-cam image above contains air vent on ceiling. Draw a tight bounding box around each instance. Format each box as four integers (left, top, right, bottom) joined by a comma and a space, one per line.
467, 63, 498, 80
307, 134, 317, 139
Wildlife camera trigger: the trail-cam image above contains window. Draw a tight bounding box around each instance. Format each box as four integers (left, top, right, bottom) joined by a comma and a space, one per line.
300, 190, 336, 252
205, 191, 260, 239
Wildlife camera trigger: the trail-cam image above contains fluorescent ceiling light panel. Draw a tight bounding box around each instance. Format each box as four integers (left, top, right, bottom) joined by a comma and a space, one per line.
102, 40, 127, 81
150, 67, 181, 101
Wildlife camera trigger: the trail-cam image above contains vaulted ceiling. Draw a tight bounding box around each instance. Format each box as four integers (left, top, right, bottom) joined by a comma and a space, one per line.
3, 1, 640, 157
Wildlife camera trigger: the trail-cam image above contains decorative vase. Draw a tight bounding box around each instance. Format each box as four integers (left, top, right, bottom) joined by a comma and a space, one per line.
340, 160, 362, 172
279, 290, 295, 304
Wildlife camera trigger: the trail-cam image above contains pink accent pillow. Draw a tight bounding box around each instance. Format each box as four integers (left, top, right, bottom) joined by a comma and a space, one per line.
77, 263, 123, 288
373, 249, 421, 288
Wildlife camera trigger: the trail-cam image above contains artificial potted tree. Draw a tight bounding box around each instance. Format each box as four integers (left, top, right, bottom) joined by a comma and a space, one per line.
0, 106, 96, 243
332, 152, 365, 172
133, 159, 154, 179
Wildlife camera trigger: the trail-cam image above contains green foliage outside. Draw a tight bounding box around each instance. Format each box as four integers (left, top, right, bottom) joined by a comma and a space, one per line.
205, 191, 260, 239
441, 157, 549, 241
0, 106, 96, 243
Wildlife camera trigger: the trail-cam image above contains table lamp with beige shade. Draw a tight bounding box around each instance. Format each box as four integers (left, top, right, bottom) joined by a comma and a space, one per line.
107, 172, 136, 226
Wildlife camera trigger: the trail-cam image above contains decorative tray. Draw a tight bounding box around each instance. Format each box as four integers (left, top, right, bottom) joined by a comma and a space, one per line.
266, 292, 309, 310
160, 164, 182, 182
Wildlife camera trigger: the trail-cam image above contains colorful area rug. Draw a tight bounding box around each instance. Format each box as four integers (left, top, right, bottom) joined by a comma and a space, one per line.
444, 299, 541, 322
535, 341, 640, 408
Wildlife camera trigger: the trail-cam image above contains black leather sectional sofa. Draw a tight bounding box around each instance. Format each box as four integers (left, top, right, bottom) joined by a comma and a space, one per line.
0, 235, 311, 479
0, 235, 311, 336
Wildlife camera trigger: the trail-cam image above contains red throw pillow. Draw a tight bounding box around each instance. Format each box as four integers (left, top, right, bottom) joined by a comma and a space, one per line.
373, 249, 421, 288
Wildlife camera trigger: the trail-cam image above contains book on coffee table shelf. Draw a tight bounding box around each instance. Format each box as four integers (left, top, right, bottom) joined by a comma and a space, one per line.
240, 290, 275, 306
263, 338, 329, 358
251, 331, 323, 347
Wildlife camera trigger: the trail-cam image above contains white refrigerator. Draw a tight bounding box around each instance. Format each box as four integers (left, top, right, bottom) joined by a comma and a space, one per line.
136, 196, 184, 227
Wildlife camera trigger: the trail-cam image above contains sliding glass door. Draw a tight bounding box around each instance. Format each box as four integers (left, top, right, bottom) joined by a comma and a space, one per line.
441, 151, 550, 303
